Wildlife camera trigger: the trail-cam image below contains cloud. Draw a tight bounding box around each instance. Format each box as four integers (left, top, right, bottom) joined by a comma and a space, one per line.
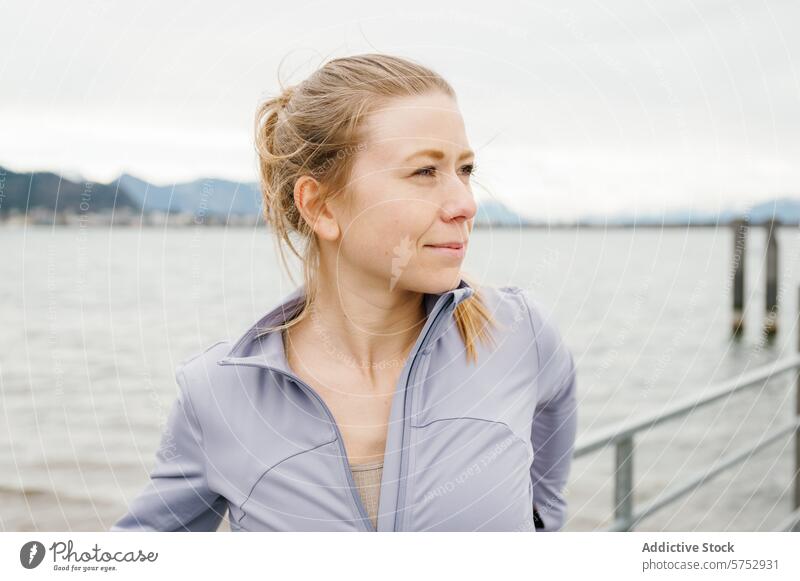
2, 0, 798, 218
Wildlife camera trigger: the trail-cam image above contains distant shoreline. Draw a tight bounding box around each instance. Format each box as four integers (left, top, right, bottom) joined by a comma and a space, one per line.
4, 166, 799, 230
3, 213, 798, 229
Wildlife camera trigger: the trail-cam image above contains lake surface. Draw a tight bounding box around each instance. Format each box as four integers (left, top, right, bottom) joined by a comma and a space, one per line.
2, 225, 800, 531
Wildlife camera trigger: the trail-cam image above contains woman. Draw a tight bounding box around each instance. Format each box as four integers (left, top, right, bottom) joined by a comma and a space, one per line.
111, 53, 577, 532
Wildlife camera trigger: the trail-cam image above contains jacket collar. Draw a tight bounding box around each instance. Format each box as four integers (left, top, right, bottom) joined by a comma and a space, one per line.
217, 278, 475, 373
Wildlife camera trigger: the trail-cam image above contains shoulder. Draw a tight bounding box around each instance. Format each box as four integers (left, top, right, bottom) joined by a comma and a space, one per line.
176, 340, 231, 376
483, 285, 575, 400
172, 340, 232, 403
469, 283, 531, 329
474, 284, 560, 341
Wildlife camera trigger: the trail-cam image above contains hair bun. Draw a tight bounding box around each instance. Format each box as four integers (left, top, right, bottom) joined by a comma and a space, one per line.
278, 85, 295, 108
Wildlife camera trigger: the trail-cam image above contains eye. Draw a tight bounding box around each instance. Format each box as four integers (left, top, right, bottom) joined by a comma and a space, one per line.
413, 166, 436, 177
412, 164, 477, 178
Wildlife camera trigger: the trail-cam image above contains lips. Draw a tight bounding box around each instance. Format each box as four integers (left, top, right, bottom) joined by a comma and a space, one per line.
423, 240, 467, 259
425, 242, 464, 249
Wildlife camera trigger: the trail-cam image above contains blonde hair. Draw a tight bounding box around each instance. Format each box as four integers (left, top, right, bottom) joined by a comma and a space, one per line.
254, 53, 498, 364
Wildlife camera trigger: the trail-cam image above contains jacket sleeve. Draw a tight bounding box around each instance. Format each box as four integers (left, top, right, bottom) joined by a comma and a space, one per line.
521, 291, 578, 532
110, 363, 228, 531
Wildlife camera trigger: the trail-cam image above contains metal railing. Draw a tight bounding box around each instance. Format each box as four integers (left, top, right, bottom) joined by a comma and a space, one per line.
572, 353, 800, 532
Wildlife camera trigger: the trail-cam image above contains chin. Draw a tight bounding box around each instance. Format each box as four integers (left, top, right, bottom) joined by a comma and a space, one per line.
399, 269, 464, 295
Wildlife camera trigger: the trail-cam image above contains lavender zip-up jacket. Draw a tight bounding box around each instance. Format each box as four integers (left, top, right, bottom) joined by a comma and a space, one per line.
110, 279, 578, 532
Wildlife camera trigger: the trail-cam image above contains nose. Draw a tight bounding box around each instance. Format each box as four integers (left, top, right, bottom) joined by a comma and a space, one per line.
441, 176, 477, 226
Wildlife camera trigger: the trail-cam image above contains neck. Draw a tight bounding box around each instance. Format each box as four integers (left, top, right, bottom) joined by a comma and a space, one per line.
312, 275, 427, 370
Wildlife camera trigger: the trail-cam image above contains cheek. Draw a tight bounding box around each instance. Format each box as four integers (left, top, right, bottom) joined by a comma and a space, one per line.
341, 204, 427, 270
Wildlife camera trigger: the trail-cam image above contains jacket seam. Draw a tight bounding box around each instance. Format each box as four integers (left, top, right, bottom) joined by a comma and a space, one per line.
411, 416, 529, 449
518, 289, 573, 408
516, 289, 543, 376
176, 363, 206, 447
172, 362, 221, 530
239, 438, 338, 522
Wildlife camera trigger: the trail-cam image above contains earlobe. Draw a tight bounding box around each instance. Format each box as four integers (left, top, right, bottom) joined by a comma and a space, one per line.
314, 210, 340, 242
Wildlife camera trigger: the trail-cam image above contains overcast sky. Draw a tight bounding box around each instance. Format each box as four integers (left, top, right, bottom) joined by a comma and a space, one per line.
2, 0, 799, 220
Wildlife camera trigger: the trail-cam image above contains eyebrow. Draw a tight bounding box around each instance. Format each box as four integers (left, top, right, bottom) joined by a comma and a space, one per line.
403, 148, 475, 163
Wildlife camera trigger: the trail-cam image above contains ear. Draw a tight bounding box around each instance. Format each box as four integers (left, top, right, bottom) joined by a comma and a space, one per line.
293, 175, 340, 242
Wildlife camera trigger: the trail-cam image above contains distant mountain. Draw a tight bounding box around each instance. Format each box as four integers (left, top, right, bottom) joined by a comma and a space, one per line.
114, 174, 262, 216
114, 175, 532, 225
0, 166, 138, 215
473, 199, 532, 227
2, 166, 530, 226
747, 197, 800, 224
116, 174, 527, 225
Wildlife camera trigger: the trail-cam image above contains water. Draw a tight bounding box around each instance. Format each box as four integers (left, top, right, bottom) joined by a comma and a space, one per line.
2, 225, 799, 531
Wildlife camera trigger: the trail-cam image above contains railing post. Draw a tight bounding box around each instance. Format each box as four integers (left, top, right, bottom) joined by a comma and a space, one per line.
614, 436, 634, 531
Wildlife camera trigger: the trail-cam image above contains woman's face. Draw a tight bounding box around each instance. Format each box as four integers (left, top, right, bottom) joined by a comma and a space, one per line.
326, 91, 478, 296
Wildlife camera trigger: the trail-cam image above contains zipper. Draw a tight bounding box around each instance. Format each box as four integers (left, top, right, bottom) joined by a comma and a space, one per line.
217, 360, 376, 531
393, 296, 454, 531
282, 370, 378, 531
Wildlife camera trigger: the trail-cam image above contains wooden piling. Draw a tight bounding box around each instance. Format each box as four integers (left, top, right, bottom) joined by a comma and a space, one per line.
732, 218, 747, 335
764, 219, 779, 336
